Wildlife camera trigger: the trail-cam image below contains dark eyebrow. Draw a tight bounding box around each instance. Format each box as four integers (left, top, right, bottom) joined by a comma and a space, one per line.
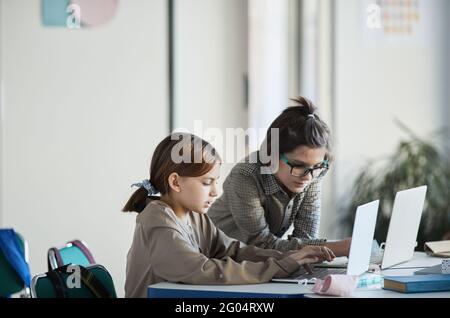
289, 159, 324, 167
289, 159, 307, 166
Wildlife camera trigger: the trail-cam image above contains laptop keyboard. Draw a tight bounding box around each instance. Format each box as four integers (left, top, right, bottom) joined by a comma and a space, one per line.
281, 241, 385, 281
312, 267, 347, 278
290, 266, 347, 280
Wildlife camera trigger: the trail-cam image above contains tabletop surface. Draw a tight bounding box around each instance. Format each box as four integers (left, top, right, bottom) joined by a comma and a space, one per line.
148, 252, 450, 298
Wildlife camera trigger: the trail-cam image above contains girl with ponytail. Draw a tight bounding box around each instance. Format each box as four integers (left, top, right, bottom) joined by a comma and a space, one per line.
123, 133, 334, 297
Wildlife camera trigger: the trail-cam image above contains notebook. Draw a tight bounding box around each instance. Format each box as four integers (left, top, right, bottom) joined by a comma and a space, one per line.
383, 274, 450, 293
414, 264, 443, 275
424, 240, 450, 258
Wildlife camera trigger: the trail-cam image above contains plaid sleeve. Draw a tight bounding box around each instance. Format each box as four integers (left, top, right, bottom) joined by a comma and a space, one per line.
224, 170, 322, 252
292, 177, 327, 246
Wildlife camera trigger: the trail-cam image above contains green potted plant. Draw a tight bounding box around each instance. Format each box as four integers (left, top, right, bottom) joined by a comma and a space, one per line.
340, 122, 450, 250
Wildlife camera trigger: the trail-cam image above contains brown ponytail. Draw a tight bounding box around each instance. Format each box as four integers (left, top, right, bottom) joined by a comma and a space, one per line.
122, 187, 149, 213
122, 133, 221, 213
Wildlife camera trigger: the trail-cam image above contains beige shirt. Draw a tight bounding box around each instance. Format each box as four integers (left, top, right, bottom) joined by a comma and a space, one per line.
125, 199, 300, 298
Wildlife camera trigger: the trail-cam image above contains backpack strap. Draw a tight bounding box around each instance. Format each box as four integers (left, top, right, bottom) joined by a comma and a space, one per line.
46, 269, 68, 298
47, 247, 63, 271
76, 265, 112, 298
51, 264, 112, 298
69, 240, 96, 264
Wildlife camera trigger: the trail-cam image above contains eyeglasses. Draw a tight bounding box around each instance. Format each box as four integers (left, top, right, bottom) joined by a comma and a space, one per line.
280, 154, 329, 178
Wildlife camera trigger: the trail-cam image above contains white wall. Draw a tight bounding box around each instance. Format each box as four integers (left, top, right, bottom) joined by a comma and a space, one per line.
327, 0, 449, 237
248, 0, 289, 151
0, 0, 168, 297
174, 0, 248, 185
313, 0, 336, 238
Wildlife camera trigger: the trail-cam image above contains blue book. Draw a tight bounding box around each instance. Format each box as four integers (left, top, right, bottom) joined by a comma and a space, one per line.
383, 274, 450, 293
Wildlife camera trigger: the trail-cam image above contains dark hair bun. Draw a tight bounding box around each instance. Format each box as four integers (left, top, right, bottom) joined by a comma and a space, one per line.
262, 96, 332, 158
289, 96, 317, 116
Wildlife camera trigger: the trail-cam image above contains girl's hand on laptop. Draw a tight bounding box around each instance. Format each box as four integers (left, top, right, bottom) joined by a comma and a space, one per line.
325, 238, 352, 257
288, 246, 336, 271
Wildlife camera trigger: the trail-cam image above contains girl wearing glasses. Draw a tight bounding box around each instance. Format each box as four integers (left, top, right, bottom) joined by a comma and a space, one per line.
208, 97, 351, 257
123, 133, 334, 297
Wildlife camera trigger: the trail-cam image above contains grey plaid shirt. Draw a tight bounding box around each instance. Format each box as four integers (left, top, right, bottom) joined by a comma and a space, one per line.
208, 152, 327, 252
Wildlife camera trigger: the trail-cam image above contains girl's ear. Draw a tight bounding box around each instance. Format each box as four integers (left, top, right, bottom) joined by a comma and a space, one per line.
167, 172, 181, 193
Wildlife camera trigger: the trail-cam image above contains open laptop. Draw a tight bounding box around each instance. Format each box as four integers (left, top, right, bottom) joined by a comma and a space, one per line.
377, 185, 427, 269
317, 185, 428, 271
272, 199, 379, 283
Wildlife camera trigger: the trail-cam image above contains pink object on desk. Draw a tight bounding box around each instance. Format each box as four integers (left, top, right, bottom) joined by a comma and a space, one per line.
312, 275, 359, 297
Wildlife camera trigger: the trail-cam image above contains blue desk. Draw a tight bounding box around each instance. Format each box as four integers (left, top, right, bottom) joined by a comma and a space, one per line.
148, 282, 310, 298
148, 252, 450, 298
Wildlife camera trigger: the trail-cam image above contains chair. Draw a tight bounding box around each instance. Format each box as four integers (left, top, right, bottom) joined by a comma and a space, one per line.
0, 230, 30, 298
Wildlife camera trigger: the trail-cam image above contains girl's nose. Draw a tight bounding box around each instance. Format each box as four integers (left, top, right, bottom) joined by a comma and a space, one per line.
210, 184, 218, 197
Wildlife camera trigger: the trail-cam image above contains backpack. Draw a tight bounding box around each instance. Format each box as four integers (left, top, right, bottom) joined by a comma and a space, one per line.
31, 264, 116, 298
